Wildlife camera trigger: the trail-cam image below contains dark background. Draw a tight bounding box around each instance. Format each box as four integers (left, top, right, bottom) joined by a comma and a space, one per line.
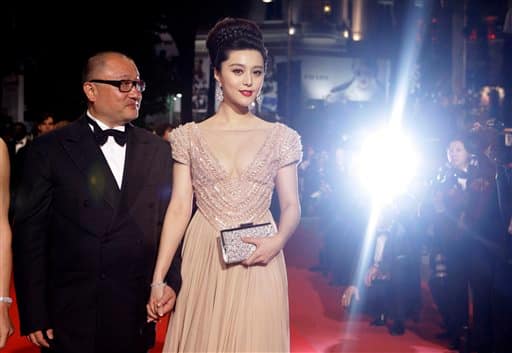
1, 1, 510, 125
0, 1, 249, 124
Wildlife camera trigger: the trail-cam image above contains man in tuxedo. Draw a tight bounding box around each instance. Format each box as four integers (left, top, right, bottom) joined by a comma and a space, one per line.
12, 51, 181, 353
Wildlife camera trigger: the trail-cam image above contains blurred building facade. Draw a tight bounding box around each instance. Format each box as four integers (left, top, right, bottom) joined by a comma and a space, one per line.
191, 0, 511, 140
0, 0, 509, 130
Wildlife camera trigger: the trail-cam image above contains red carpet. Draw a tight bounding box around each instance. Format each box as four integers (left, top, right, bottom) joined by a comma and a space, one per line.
285, 218, 453, 353
3, 218, 453, 353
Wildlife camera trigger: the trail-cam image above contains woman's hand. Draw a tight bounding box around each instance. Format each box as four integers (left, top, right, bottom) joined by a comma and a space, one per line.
146, 283, 166, 323
146, 283, 177, 323
0, 304, 14, 349
242, 235, 285, 266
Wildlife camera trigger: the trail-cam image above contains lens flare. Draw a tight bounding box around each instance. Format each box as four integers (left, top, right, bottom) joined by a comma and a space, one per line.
354, 128, 419, 204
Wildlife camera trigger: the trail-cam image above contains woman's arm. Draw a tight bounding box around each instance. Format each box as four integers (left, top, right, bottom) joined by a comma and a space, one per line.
244, 163, 301, 265
0, 138, 14, 348
147, 162, 193, 320
152, 162, 193, 283
274, 163, 302, 243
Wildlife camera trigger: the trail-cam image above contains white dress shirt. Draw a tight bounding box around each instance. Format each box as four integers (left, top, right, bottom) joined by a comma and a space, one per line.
374, 233, 387, 265
87, 112, 126, 189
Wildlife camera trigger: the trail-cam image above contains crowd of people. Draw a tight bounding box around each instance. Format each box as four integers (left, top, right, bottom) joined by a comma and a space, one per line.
299, 87, 512, 352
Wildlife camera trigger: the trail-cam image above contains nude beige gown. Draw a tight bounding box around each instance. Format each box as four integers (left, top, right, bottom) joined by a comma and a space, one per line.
162, 122, 302, 353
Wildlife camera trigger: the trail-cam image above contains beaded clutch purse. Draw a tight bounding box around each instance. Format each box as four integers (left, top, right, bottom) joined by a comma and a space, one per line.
220, 222, 275, 264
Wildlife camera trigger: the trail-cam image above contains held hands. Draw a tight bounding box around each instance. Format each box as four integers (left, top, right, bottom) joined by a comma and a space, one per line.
146, 284, 177, 323
0, 305, 14, 349
242, 235, 285, 266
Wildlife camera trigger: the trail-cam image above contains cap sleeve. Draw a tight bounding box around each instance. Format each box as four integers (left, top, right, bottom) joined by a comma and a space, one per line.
279, 125, 303, 168
169, 124, 190, 165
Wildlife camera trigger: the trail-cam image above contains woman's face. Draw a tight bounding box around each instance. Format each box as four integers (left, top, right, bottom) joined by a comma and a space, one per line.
447, 140, 470, 170
215, 49, 265, 109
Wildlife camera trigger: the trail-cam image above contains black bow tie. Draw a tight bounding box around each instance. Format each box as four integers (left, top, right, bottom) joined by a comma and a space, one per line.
87, 117, 127, 146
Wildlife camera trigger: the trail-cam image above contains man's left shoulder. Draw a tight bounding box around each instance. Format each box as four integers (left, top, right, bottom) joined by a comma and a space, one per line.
132, 126, 169, 146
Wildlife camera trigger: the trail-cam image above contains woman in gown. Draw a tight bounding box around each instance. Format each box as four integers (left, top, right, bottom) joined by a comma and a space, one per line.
147, 17, 302, 352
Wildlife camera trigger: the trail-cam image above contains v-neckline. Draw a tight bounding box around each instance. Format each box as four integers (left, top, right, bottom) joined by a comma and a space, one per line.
192, 122, 277, 178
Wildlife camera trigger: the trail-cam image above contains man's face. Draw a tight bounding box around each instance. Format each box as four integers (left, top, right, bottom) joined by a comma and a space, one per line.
447, 140, 469, 170
83, 54, 143, 128
38, 117, 55, 135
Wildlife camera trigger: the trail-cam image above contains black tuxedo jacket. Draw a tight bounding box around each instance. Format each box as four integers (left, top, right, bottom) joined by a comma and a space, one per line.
12, 116, 181, 353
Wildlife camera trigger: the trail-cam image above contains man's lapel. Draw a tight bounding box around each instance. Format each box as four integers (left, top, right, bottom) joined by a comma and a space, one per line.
60, 116, 121, 209
120, 126, 156, 210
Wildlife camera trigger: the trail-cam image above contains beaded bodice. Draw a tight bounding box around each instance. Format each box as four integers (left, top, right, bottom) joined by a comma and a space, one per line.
170, 122, 302, 231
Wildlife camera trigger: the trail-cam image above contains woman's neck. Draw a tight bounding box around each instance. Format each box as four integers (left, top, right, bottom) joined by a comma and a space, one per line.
213, 103, 256, 128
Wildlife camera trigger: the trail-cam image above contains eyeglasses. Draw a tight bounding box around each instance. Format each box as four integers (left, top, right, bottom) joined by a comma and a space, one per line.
88, 79, 146, 93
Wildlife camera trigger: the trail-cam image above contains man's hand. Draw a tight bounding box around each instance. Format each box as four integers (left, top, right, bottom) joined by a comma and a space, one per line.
0, 305, 14, 349
341, 286, 359, 308
27, 329, 54, 348
156, 285, 177, 317
365, 265, 379, 287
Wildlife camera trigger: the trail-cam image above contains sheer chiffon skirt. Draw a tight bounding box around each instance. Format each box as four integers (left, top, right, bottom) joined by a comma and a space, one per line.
162, 211, 290, 353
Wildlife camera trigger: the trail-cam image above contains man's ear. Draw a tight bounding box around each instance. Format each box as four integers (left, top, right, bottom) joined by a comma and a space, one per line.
83, 82, 97, 102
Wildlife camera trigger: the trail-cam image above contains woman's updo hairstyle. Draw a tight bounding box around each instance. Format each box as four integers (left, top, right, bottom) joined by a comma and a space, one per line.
206, 17, 268, 71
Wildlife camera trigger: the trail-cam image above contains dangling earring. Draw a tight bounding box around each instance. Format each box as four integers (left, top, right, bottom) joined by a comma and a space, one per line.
256, 93, 263, 106
215, 83, 224, 104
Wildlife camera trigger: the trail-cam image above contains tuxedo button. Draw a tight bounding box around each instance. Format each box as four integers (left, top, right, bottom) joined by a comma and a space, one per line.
100, 273, 107, 280
83, 200, 90, 207
148, 202, 155, 209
